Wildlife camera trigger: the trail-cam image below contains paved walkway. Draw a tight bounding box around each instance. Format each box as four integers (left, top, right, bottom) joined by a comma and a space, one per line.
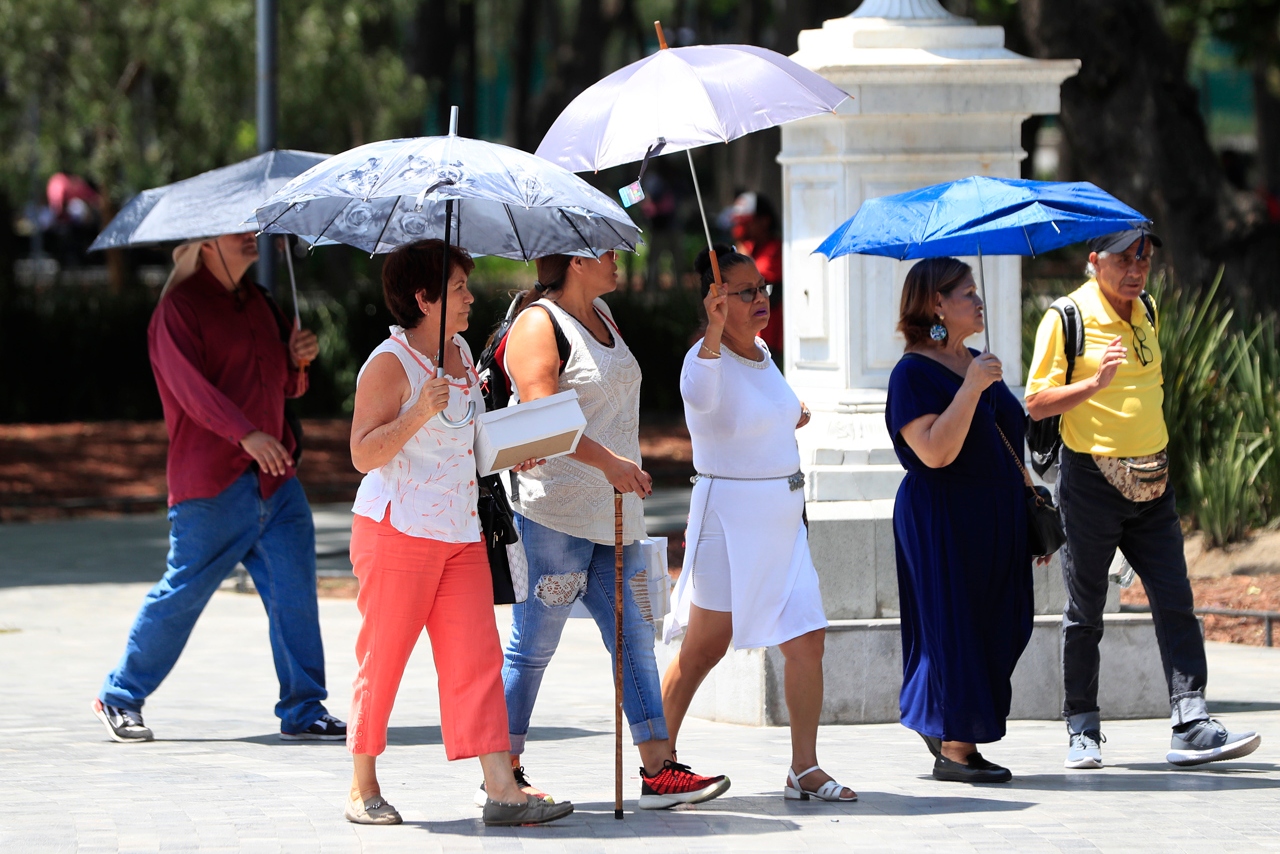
2, 511, 1279, 853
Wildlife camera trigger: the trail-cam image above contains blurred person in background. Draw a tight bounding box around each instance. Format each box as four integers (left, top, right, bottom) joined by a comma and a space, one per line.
728, 191, 783, 364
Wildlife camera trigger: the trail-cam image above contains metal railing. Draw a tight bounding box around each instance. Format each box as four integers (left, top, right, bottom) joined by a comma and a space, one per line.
1121, 603, 1279, 648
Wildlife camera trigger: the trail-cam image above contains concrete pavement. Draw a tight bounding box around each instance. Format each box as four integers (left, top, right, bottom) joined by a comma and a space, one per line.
1, 509, 1279, 852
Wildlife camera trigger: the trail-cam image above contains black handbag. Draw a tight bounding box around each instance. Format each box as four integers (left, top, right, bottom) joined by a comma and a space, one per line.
477, 474, 521, 605
996, 425, 1067, 559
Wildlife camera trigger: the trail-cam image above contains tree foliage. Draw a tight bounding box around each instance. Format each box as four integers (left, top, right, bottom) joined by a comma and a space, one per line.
0, 0, 427, 208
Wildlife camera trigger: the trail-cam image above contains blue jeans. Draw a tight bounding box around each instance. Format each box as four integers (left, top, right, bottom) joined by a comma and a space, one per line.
100, 471, 330, 733
502, 514, 668, 754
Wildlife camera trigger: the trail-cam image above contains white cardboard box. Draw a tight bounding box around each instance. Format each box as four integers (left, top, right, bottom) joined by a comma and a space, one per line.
474, 390, 587, 477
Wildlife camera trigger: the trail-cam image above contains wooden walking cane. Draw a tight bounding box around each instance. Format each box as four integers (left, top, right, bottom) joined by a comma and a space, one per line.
614, 490, 625, 820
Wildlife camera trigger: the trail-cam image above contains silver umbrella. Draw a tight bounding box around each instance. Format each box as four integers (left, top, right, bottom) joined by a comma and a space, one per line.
255, 107, 643, 427
89, 150, 331, 251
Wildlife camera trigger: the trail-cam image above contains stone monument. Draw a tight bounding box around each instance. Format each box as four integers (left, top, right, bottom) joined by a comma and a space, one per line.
656, 0, 1172, 726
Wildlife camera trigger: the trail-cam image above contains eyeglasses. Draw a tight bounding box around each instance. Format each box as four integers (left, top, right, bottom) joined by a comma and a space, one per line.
726, 284, 772, 303
1130, 323, 1153, 367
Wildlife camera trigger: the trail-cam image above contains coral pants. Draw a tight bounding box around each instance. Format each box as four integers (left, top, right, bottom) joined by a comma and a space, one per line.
347, 512, 510, 759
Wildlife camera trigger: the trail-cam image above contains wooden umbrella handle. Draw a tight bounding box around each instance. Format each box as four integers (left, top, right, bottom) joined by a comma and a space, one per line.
614, 490, 625, 820
708, 247, 723, 298
654, 21, 668, 50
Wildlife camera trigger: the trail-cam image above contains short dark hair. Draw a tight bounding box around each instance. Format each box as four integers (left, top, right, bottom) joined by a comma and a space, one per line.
694, 243, 754, 297
897, 257, 972, 348
380, 239, 475, 328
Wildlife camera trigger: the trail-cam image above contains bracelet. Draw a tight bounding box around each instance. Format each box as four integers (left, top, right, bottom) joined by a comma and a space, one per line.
699, 343, 721, 358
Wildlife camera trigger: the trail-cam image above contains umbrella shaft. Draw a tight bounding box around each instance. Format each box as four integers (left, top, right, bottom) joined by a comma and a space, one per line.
975, 249, 991, 353
686, 150, 714, 251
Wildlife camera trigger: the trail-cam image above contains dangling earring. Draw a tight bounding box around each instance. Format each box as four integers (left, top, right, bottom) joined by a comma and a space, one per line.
929, 316, 948, 342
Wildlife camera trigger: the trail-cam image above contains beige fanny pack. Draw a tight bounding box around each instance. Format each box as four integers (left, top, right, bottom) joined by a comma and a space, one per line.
1092, 450, 1169, 502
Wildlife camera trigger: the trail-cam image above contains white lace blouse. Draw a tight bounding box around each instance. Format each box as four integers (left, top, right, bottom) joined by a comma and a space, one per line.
507, 299, 646, 546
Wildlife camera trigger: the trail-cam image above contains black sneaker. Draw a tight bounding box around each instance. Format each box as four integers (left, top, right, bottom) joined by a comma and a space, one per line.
638, 759, 731, 809
92, 698, 153, 743
1167, 719, 1261, 766
474, 765, 554, 807
280, 713, 347, 741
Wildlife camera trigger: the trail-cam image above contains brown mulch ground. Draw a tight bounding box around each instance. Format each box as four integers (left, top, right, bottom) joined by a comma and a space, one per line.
1121, 574, 1280, 647
0, 419, 694, 522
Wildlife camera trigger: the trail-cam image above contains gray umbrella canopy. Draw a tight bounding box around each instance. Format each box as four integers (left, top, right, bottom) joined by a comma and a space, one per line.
89, 150, 330, 251
253, 134, 642, 259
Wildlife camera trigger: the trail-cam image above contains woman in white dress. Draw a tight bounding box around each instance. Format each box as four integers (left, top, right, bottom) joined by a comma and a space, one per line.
660, 245, 856, 802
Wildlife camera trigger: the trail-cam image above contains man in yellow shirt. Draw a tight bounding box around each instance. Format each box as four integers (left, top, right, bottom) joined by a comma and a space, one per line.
1026, 229, 1260, 770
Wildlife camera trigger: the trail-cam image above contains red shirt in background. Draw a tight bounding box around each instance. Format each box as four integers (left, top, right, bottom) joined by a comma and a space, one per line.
148, 265, 307, 506
738, 237, 783, 356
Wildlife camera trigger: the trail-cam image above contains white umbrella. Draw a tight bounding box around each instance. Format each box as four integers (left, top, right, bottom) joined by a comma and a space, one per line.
256, 108, 643, 427
536, 23, 849, 291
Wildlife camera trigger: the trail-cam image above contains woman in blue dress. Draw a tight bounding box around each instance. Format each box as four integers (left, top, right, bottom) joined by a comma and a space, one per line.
885, 257, 1034, 784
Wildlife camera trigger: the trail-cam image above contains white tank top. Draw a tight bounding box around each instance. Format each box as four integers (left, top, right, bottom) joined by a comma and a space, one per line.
507, 298, 646, 545
352, 327, 485, 542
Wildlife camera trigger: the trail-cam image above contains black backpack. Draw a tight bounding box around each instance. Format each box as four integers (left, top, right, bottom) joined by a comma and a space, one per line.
473, 295, 576, 605
476, 295, 571, 413
1026, 291, 1156, 477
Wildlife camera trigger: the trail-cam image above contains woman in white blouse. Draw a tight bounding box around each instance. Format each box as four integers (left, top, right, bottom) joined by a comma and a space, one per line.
344, 239, 572, 828
660, 245, 855, 803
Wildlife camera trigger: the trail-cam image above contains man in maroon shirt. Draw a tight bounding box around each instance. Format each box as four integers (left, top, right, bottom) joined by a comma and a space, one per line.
93, 232, 346, 743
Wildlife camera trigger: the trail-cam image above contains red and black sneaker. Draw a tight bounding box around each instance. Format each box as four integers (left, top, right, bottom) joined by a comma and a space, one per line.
638, 758, 731, 809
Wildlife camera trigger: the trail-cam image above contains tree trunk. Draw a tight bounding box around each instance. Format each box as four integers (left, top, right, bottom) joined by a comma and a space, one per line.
1019, 0, 1270, 300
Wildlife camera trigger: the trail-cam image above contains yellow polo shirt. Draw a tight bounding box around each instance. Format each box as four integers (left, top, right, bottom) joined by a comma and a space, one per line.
1025, 279, 1168, 457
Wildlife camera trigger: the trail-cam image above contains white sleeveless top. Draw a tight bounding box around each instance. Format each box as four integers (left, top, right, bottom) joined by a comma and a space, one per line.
507, 298, 646, 545
352, 327, 485, 542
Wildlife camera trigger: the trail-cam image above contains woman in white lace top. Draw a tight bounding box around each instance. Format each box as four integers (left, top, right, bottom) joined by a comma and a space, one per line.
660, 245, 855, 803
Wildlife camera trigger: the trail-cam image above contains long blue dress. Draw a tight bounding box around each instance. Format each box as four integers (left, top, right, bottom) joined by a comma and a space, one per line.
886, 351, 1034, 744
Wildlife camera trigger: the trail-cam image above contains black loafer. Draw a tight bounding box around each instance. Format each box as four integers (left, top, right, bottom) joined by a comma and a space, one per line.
919, 733, 942, 759
932, 753, 1012, 784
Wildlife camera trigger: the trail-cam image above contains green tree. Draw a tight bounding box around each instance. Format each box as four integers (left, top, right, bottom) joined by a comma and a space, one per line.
0, 0, 428, 217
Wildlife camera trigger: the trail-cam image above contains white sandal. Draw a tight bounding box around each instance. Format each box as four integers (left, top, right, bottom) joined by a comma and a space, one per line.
784, 766, 857, 802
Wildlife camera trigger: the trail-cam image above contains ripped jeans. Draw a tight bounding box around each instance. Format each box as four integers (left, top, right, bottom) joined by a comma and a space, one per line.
501, 514, 668, 754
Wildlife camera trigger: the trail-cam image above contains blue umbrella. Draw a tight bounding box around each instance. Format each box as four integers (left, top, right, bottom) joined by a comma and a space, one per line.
814, 176, 1151, 349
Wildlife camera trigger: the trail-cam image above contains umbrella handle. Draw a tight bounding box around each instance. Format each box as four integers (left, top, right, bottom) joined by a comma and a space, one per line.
707, 247, 723, 298
435, 366, 477, 429
614, 489, 624, 820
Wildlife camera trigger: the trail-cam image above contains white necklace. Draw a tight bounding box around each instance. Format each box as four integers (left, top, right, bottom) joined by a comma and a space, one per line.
723, 340, 768, 369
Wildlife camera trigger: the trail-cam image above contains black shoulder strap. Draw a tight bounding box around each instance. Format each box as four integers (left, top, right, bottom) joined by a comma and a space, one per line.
1139, 291, 1157, 331
1048, 296, 1082, 385
255, 283, 293, 343
531, 303, 572, 369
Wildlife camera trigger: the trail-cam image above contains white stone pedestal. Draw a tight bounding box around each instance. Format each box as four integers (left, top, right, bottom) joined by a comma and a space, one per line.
655, 614, 1172, 726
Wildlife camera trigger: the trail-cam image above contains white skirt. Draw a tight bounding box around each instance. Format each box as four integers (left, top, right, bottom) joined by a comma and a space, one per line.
663, 477, 827, 650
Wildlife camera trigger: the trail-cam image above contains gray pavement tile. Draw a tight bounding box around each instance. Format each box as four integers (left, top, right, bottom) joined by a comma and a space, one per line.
3, 522, 1280, 852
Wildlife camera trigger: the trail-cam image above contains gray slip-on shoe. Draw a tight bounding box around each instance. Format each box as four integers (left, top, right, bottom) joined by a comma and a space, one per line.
344, 795, 402, 825
482, 795, 574, 826
1167, 719, 1261, 767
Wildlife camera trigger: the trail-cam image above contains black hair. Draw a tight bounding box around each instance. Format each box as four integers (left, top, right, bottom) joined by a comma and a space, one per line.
693, 243, 754, 298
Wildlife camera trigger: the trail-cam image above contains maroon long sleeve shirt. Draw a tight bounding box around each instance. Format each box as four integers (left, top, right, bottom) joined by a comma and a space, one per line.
148, 265, 307, 506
